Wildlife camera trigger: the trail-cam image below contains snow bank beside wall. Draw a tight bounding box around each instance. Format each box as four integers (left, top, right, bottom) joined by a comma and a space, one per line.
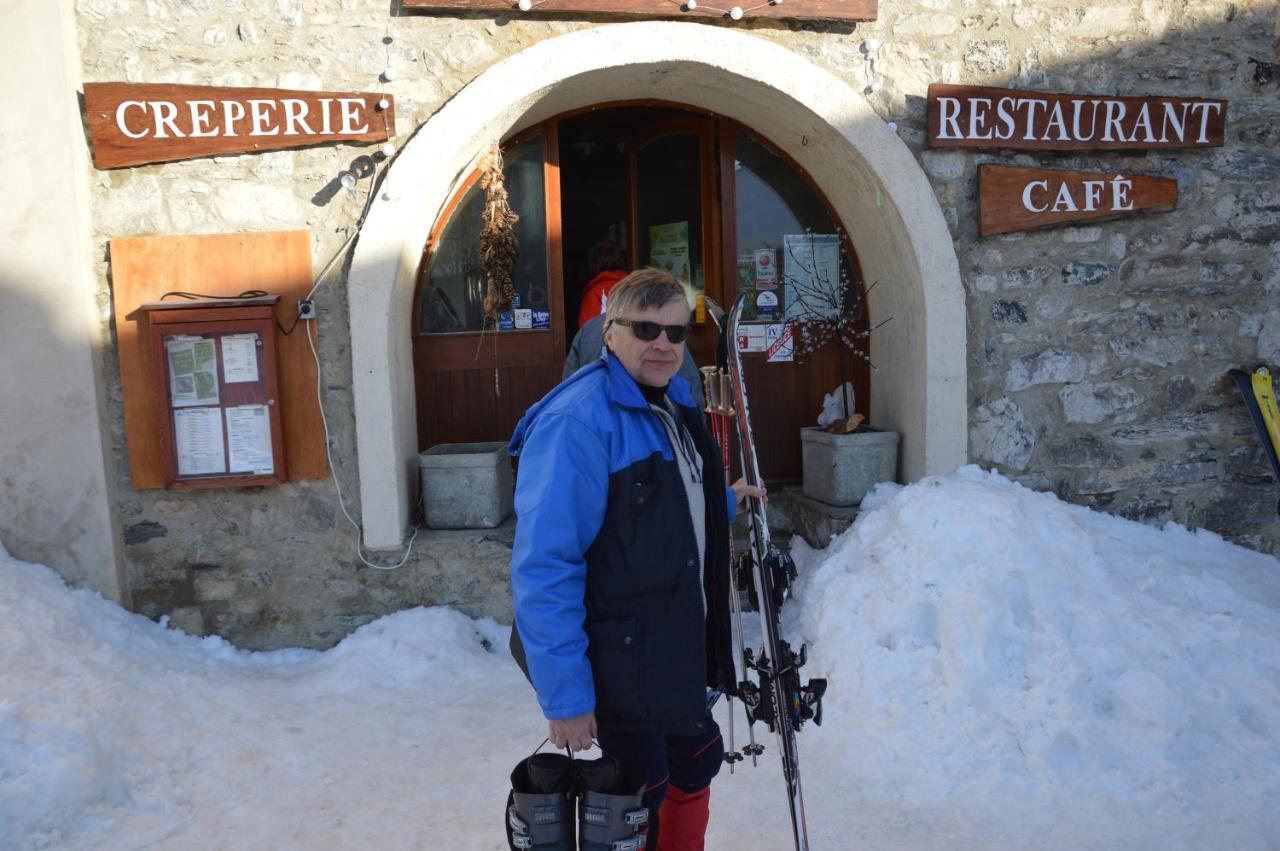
791, 467, 1280, 849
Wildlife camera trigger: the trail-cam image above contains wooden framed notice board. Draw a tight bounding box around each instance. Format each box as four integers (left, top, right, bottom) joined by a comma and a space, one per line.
133, 297, 286, 488
110, 231, 327, 490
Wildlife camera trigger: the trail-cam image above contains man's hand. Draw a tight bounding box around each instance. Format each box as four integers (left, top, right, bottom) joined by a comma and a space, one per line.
549, 711, 597, 752
731, 477, 767, 513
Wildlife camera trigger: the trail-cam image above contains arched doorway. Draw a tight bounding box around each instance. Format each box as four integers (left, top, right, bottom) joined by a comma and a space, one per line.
349, 22, 966, 548
411, 102, 871, 482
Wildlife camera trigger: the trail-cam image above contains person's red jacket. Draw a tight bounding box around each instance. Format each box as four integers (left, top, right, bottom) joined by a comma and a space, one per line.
577, 269, 629, 329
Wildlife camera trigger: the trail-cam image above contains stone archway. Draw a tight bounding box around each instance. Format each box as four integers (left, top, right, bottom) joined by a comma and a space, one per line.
349, 21, 966, 548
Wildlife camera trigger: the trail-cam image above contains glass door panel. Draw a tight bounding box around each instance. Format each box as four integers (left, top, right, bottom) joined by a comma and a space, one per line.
632, 132, 705, 309
418, 134, 549, 334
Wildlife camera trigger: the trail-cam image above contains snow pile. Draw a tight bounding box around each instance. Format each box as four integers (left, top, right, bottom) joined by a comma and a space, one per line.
790, 466, 1280, 849
2, 467, 1279, 849
0, 550, 534, 850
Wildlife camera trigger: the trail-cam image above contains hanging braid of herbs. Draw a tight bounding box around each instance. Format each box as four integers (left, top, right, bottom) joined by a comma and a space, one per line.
479, 140, 519, 326
476, 140, 520, 397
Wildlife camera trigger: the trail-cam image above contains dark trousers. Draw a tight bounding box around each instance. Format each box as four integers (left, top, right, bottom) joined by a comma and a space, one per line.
597, 715, 724, 850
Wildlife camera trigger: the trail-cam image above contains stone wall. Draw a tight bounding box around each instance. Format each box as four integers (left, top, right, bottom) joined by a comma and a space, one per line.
76, 0, 1280, 648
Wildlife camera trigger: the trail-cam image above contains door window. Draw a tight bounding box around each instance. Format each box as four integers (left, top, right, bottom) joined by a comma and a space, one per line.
633, 132, 705, 308
418, 133, 549, 334
733, 130, 859, 326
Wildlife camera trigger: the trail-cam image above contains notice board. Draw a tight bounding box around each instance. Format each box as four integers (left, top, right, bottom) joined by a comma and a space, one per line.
110, 231, 327, 488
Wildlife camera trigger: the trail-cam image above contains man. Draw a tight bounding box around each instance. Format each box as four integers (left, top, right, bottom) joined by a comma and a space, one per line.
563, 313, 706, 411
509, 269, 761, 850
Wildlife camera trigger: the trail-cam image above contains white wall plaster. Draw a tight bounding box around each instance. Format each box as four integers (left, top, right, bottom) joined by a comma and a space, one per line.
348, 22, 968, 548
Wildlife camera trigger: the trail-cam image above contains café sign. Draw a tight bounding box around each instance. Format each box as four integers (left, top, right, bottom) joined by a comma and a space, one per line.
979, 165, 1178, 236
928, 84, 1227, 150
84, 83, 396, 169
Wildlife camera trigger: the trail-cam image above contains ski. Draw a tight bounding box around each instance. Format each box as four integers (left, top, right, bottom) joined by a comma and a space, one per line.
718, 295, 827, 851
1230, 367, 1280, 515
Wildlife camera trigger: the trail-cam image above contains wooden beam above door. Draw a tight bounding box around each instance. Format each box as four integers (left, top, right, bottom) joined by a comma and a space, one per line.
402, 0, 878, 23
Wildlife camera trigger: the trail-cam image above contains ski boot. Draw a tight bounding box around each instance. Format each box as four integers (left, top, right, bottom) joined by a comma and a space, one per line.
575, 753, 649, 851
506, 751, 576, 850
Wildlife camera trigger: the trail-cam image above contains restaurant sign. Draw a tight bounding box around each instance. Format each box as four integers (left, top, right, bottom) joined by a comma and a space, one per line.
928, 84, 1227, 150
979, 165, 1178, 237
402, 0, 877, 22
83, 83, 396, 169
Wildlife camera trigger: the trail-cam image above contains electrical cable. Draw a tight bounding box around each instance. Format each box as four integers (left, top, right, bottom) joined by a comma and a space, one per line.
306, 312, 419, 570
159, 289, 302, 336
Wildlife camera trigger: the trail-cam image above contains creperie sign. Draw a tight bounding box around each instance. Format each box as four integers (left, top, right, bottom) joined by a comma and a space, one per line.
927, 84, 1226, 150
84, 83, 395, 168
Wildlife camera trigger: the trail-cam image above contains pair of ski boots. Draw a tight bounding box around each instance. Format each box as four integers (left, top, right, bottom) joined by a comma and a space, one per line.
506, 750, 649, 851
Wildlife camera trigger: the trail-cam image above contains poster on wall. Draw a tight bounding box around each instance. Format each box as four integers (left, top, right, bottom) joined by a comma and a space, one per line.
173, 407, 226, 476
783, 233, 842, 321
166, 336, 220, 407
225, 405, 275, 475
649, 221, 693, 303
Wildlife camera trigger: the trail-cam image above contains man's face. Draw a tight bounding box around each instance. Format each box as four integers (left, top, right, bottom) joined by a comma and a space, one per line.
604, 298, 691, 388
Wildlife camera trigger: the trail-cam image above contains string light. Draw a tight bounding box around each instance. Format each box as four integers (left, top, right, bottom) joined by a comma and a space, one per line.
859, 36, 889, 96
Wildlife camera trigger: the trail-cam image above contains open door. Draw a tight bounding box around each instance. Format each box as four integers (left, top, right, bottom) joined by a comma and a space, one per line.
626, 116, 722, 369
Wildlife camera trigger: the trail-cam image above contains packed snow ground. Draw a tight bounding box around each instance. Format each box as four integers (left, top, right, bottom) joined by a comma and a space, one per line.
3, 467, 1279, 850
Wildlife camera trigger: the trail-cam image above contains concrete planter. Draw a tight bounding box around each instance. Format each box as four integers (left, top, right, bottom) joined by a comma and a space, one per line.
800, 426, 900, 507
418, 442, 514, 529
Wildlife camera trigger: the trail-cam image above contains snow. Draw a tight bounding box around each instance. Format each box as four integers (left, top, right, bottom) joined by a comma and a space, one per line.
3, 466, 1279, 849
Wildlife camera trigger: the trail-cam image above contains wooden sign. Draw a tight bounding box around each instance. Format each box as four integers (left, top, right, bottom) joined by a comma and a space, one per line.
928, 84, 1227, 150
84, 83, 396, 169
403, 0, 877, 22
979, 165, 1178, 237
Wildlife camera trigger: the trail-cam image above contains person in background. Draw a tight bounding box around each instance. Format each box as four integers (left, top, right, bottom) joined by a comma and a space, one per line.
510, 269, 763, 850
577, 240, 629, 329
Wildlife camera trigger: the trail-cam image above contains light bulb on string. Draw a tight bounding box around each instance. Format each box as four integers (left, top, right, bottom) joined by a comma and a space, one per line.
339, 171, 357, 190
380, 142, 396, 157
378, 98, 390, 110
382, 67, 397, 82
518, 0, 532, 10
685, 0, 696, 8
729, 6, 743, 20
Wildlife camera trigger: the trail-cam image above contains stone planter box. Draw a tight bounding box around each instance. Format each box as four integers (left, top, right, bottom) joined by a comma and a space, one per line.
800, 426, 899, 508
418, 442, 514, 529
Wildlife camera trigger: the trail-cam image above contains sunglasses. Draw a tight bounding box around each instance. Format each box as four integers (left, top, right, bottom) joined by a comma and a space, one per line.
610, 318, 692, 344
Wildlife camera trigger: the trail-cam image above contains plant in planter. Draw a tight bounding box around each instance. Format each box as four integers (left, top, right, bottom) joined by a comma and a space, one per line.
784, 232, 897, 507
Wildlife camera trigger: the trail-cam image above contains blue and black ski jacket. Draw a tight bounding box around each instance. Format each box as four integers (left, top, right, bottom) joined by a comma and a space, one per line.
509, 352, 737, 734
